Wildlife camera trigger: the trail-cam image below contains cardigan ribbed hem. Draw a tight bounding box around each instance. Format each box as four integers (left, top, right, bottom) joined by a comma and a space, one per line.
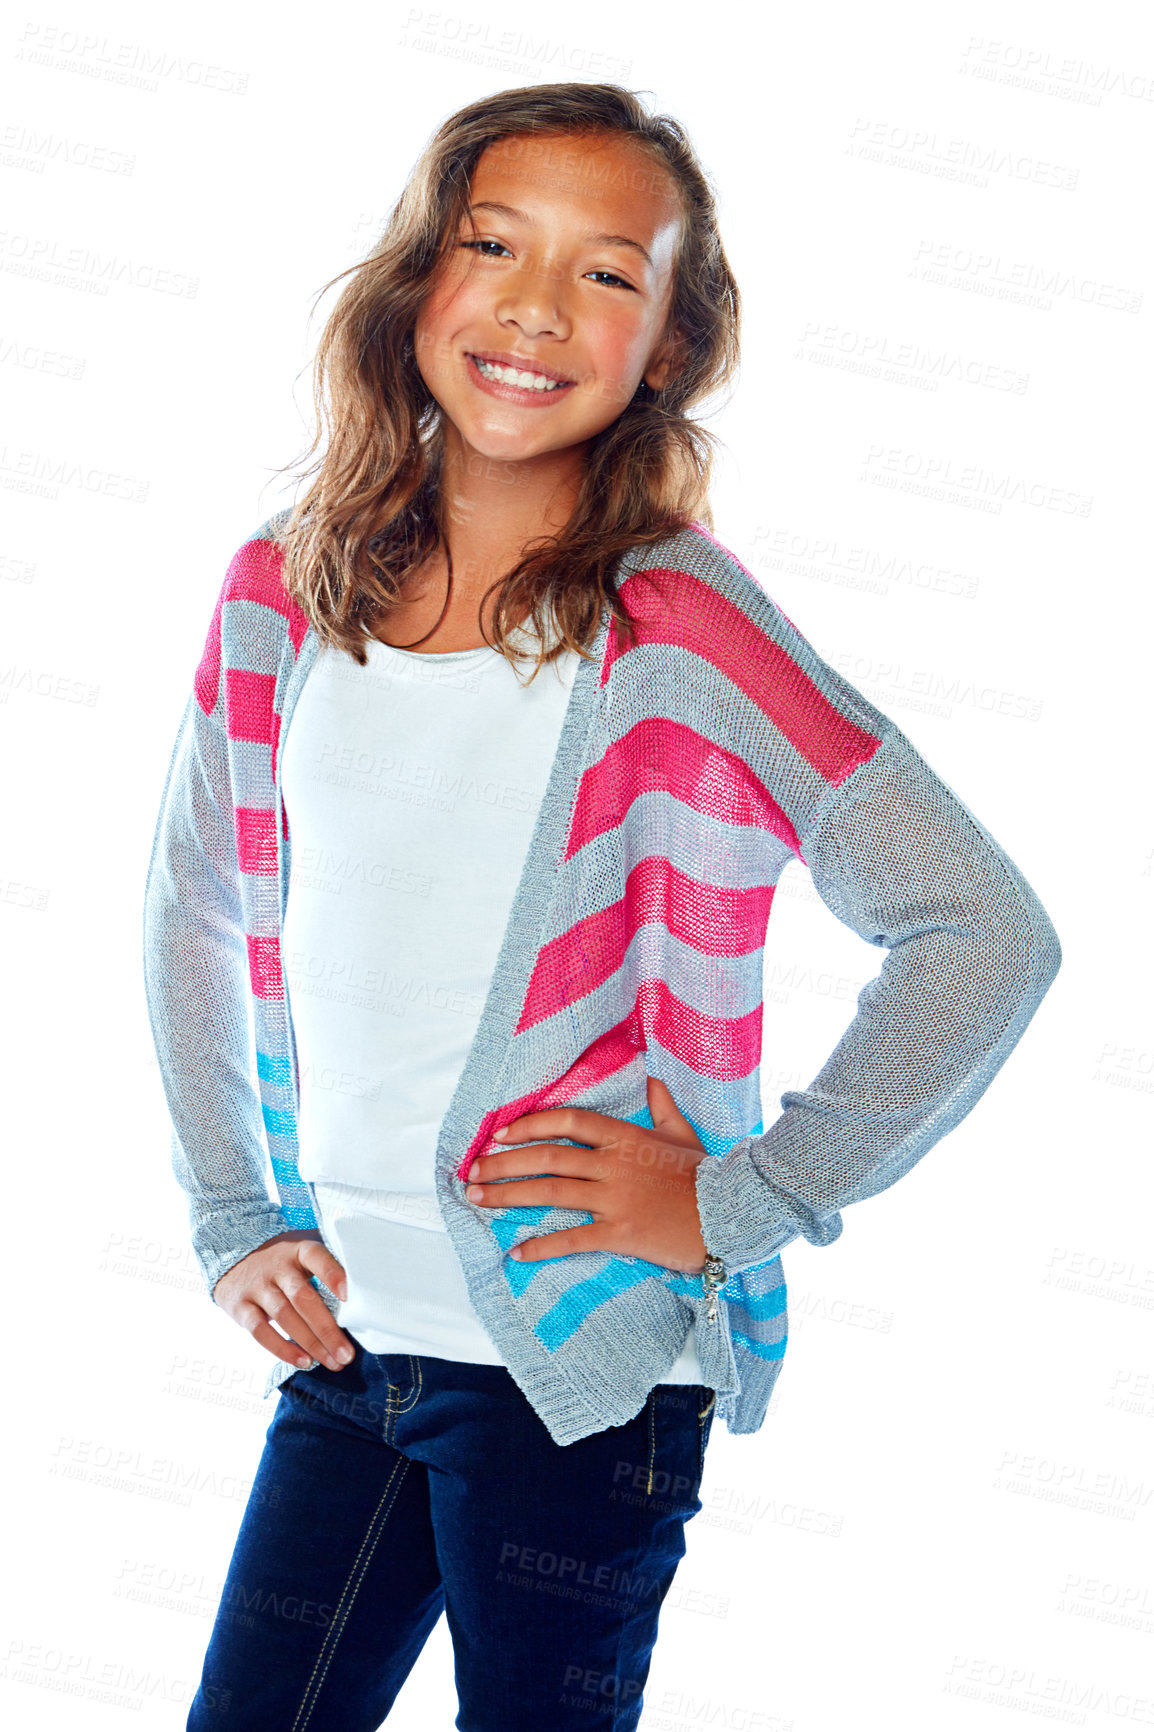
694, 1136, 802, 1273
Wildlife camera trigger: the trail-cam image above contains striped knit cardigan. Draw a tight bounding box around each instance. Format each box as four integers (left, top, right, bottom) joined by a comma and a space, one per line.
142, 512, 1062, 1447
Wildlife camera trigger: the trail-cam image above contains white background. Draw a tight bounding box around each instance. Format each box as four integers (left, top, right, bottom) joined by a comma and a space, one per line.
3, 1, 1151, 1727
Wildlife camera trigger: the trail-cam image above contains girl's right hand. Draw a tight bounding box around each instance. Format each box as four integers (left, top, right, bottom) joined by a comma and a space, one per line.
212, 1230, 356, 1372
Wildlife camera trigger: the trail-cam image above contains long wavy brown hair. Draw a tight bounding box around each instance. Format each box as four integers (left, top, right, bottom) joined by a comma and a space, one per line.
269, 82, 741, 678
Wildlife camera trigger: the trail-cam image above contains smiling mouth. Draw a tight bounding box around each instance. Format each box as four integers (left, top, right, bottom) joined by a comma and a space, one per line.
466, 354, 575, 393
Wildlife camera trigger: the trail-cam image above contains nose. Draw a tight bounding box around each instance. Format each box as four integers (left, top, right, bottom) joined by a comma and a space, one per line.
494, 251, 571, 341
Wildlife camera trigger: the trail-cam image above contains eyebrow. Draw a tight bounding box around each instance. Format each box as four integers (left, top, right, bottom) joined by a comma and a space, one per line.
464, 201, 654, 268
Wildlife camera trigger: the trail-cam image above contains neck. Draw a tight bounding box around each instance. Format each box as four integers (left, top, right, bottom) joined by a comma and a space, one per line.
436, 421, 588, 591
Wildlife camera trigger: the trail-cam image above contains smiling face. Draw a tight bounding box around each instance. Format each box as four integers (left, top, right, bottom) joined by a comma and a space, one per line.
412, 130, 685, 468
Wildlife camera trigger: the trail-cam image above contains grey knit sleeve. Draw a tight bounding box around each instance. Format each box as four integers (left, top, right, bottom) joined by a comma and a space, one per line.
142, 682, 291, 1297
694, 717, 1062, 1272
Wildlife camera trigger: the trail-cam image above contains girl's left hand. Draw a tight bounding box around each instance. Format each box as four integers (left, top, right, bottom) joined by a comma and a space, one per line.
464, 1075, 710, 1273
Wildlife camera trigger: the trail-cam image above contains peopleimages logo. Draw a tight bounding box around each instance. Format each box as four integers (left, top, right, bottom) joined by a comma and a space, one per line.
846, 116, 1079, 190
0, 229, 198, 298
912, 239, 1143, 313
15, 23, 250, 95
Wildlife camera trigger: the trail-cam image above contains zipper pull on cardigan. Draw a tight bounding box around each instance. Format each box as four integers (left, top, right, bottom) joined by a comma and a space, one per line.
702, 1254, 729, 1325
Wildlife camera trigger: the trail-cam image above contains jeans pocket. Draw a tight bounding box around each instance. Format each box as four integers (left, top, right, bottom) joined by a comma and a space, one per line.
644, 1384, 712, 1515
696, 1388, 716, 1483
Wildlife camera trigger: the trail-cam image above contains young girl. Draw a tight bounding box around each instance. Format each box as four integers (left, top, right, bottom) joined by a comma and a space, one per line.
144, 83, 1061, 1731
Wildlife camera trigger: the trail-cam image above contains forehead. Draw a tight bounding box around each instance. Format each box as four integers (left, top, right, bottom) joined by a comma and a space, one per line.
467, 131, 683, 255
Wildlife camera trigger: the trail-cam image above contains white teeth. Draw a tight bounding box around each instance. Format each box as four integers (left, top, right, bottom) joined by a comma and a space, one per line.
473, 357, 565, 391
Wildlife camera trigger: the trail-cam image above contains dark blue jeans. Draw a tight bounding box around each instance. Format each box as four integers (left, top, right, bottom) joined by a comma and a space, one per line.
186, 1342, 716, 1730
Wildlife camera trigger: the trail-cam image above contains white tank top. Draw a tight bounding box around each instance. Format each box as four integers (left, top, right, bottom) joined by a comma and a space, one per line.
280, 631, 703, 1383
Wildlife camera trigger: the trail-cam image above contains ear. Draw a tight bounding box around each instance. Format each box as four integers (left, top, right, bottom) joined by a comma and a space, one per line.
644, 325, 685, 393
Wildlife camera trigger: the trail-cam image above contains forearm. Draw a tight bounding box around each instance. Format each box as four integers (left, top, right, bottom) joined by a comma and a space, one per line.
695, 723, 1062, 1271
143, 693, 288, 1295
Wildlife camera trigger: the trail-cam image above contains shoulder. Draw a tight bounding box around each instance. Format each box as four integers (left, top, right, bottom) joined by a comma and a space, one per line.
612, 520, 822, 673
611, 520, 893, 770
619, 521, 810, 648
219, 508, 295, 610
194, 511, 303, 712
218, 507, 309, 654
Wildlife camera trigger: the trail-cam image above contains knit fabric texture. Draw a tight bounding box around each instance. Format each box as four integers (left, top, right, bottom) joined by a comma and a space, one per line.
142, 512, 1062, 1446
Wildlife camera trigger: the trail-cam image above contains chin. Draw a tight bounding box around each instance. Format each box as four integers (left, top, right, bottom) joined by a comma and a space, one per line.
449, 419, 567, 461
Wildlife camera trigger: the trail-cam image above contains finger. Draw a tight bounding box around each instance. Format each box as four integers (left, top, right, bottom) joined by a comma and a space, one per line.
280, 1273, 359, 1370
247, 1316, 317, 1369
289, 1274, 356, 1364
253, 1276, 356, 1371
494, 1106, 615, 1148
646, 1075, 704, 1147
467, 1143, 609, 1182
510, 1225, 612, 1263
297, 1238, 349, 1302
467, 1173, 602, 1214
227, 1294, 318, 1367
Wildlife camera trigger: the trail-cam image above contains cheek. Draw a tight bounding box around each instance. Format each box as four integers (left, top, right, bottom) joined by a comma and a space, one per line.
415, 273, 474, 351
585, 315, 651, 383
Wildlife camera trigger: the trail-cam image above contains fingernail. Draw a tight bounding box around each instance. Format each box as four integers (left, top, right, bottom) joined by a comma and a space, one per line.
295, 1356, 311, 1369
337, 1346, 353, 1364
468, 1160, 480, 1180
466, 1184, 482, 1201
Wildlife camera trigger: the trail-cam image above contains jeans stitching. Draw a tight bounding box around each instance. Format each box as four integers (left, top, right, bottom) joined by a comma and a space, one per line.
608, 1392, 684, 1731
288, 1452, 410, 1731
391, 1356, 423, 1415
696, 1389, 714, 1482
645, 1390, 657, 1497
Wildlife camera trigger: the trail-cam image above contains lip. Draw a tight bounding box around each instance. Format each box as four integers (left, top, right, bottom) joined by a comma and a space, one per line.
464, 350, 578, 406
468, 350, 575, 385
